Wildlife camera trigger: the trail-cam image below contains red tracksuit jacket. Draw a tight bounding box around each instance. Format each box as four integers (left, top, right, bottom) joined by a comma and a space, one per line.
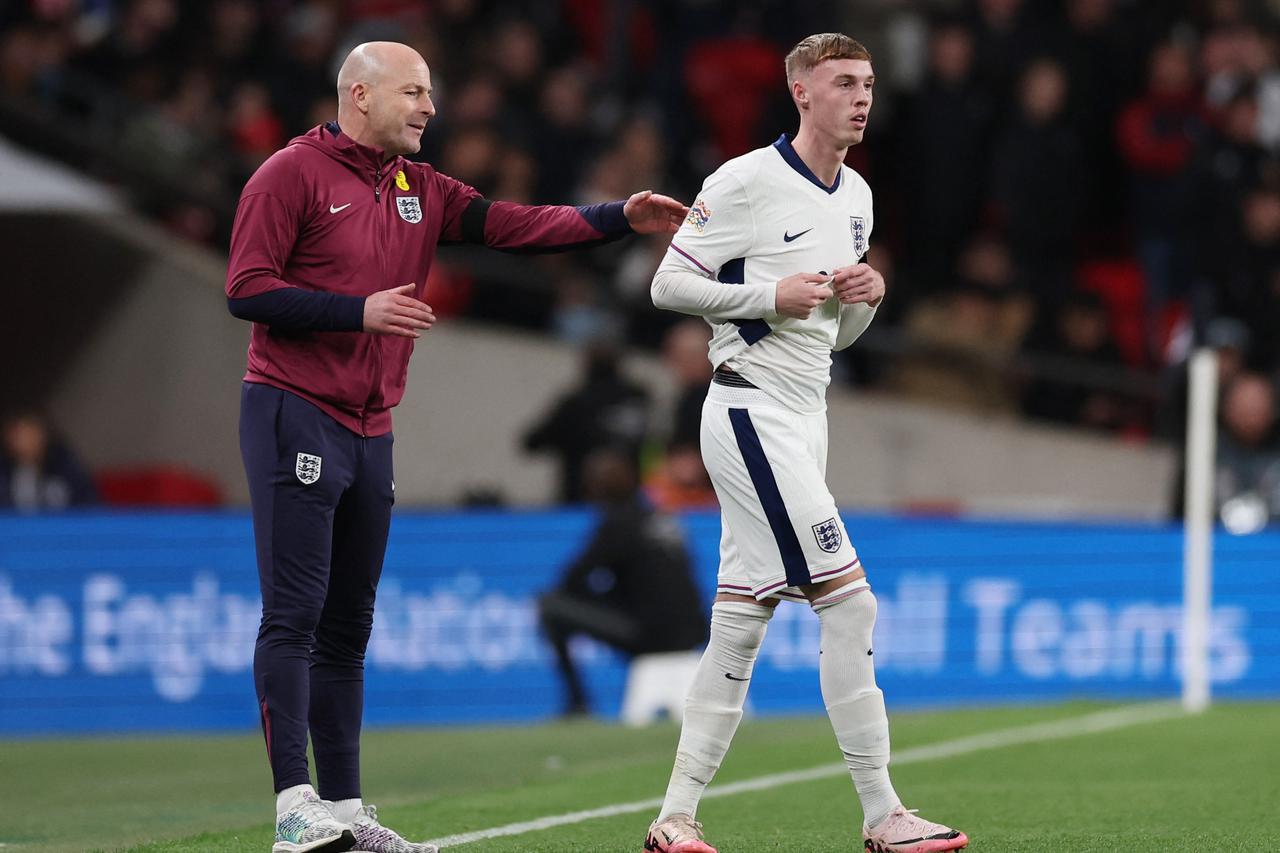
226, 122, 631, 436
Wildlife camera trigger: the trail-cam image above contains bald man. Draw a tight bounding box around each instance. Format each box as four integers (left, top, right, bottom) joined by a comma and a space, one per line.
226, 41, 686, 853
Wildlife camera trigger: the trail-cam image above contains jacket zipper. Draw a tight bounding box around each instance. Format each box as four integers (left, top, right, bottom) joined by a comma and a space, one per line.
364, 164, 389, 435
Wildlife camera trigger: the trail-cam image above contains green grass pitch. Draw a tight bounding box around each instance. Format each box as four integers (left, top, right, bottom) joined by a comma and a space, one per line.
1, 702, 1276, 852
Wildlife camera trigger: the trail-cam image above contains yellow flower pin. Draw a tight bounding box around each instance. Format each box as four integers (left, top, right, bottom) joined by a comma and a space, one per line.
395, 170, 410, 191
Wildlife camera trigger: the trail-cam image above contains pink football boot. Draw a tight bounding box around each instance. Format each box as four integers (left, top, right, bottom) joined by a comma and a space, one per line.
863, 806, 968, 852
643, 813, 718, 853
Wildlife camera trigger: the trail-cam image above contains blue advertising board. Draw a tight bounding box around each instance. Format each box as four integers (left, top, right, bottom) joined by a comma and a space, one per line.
1, 511, 1276, 735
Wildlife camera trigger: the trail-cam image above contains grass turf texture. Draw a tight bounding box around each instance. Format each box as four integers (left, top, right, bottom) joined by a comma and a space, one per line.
1, 702, 1276, 852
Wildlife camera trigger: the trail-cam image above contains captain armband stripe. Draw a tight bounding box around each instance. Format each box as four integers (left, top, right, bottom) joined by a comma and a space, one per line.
460, 197, 492, 244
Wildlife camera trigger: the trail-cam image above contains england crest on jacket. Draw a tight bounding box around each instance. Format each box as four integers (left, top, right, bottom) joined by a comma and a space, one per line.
396, 196, 422, 223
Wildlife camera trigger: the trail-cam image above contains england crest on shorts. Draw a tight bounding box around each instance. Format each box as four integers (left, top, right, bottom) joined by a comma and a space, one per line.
812, 517, 842, 553
850, 216, 866, 258
396, 195, 422, 223
296, 452, 322, 485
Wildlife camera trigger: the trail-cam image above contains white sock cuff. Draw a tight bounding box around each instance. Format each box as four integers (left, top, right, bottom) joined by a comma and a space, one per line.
276, 784, 316, 817
711, 600, 773, 623
811, 582, 871, 613
330, 797, 363, 823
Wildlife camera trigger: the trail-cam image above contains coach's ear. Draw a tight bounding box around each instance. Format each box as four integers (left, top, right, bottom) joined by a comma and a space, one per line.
351, 81, 371, 114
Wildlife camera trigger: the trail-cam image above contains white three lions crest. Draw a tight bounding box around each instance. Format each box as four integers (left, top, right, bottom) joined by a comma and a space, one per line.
296, 453, 322, 485
396, 196, 422, 223
812, 517, 842, 553
849, 216, 866, 258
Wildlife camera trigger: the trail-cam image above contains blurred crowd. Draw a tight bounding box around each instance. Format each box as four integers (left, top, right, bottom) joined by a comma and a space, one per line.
3, 0, 1280, 510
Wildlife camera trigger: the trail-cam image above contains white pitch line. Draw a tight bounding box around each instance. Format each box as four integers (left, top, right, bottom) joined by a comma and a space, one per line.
428, 702, 1183, 849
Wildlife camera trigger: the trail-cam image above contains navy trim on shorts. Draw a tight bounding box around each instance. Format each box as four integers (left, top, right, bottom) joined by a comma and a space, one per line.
727, 408, 811, 587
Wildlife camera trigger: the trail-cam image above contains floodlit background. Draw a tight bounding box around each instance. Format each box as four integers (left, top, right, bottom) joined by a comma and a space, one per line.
0, 1, 1278, 851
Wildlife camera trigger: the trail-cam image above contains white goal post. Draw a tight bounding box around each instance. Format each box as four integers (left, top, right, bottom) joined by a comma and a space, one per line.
1182, 347, 1218, 713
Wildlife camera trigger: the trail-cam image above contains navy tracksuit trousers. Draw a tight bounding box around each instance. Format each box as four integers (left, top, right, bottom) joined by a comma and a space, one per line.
239, 382, 394, 797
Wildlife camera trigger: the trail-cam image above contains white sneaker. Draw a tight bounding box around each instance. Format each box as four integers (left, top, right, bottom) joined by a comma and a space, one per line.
273, 790, 355, 853
349, 804, 438, 853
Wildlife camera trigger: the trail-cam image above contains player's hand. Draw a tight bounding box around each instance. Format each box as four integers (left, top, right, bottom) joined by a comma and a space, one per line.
775, 272, 833, 319
830, 263, 885, 307
623, 190, 688, 235
363, 283, 436, 339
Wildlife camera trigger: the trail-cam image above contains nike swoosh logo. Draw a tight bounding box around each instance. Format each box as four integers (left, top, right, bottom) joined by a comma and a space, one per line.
783, 228, 812, 242
724, 673, 749, 681
887, 832, 962, 844
329, 203, 352, 214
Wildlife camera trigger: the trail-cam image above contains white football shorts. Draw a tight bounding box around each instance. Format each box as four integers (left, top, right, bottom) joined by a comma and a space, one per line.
702, 381, 865, 601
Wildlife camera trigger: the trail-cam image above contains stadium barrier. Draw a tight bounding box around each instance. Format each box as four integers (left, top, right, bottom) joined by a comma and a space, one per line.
1, 511, 1276, 736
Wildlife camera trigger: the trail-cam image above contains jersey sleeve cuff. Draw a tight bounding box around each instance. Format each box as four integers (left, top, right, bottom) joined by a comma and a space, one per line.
575, 200, 632, 236
334, 294, 367, 331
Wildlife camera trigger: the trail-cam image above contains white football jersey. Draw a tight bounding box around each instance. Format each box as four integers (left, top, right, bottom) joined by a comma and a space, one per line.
656, 134, 877, 414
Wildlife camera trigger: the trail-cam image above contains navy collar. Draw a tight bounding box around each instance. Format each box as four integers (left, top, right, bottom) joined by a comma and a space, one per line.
321, 120, 397, 172
772, 134, 841, 194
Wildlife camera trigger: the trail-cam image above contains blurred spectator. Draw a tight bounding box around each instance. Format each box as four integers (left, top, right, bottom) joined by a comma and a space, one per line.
267, 1, 340, 133
895, 15, 994, 294
893, 293, 1016, 414
530, 64, 598, 201
643, 439, 717, 511
227, 81, 285, 176
1209, 187, 1280, 365
1179, 83, 1271, 335
661, 319, 713, 448
1199, 19, 1273, 110
969, 0, 1048, 102
1171, 370, 1280, 532
614, 234, 673, 346
891, 234, 1032, 412
74, 0, 180, 99
642, 320, 716, 510
990, 57, 1085, 298
1117, 41, 1207, 333
522, 341, 650, 503
491, 18, 545, 127
1021, 291, 1134, 431
0, 410, 97, 512
1213, 371, 1280, 531
537, 448, 707, 716
549, 274, 621, 345
1054, 0, 1142, 233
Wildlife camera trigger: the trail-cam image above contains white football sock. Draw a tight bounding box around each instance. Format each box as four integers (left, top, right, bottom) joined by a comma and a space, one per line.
658, 601, 772, 820
330, 798, 362, 823
814, 589, 901, 830
276, 783, 317, 817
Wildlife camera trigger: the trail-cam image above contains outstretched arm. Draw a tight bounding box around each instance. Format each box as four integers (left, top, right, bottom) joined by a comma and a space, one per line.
443, 180, 686, 253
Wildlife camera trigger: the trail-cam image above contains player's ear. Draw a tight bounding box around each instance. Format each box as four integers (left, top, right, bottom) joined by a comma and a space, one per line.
792, 79, 809, 109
